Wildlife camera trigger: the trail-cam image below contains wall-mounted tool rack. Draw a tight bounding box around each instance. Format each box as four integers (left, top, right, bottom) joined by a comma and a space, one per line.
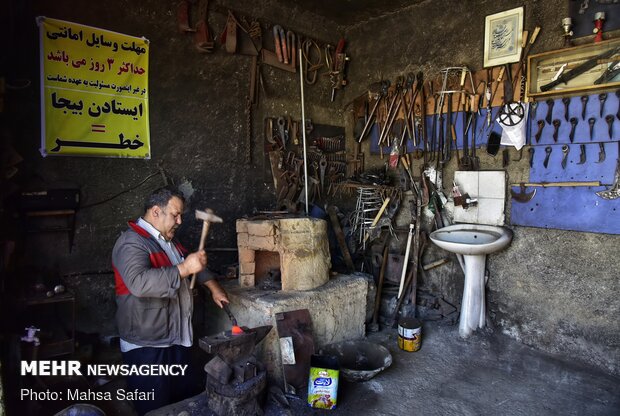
510, 92, 620, 234
358, 58, 620, 234
264, 117, 348, 209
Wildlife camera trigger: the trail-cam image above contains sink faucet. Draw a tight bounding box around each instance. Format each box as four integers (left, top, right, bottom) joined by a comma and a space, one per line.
452, 182, 478, 209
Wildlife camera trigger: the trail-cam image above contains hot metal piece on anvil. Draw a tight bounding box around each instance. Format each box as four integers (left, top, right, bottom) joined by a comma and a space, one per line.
199, 325, 272, 364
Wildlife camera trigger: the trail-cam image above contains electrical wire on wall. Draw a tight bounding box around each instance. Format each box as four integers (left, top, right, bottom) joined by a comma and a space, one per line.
80, 163, 170, 210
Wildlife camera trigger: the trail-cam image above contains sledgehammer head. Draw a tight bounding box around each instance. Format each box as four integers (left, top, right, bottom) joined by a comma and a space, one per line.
195, 209, 223, 223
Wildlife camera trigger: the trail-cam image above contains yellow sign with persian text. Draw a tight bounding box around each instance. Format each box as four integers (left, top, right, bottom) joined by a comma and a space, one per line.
37, 17, 150, 158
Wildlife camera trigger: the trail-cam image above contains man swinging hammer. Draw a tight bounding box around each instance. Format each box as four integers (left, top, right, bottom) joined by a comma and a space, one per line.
112, 186, 228, 415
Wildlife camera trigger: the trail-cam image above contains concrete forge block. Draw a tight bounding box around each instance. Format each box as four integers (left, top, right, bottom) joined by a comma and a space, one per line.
236, 218, 331, 291
239, 261, 255, 276
239, 273, 255, 287
205, 274, 368, 387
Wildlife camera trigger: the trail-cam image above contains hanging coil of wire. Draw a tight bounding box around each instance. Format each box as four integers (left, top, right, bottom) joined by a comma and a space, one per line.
302, 39, 323, 85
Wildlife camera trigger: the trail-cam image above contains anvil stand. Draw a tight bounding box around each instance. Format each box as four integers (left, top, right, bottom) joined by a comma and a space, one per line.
199, 325, 272, 416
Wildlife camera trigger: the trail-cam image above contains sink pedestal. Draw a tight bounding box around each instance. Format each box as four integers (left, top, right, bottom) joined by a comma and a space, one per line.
428, 223, 512, 338
460, 254, 487, 338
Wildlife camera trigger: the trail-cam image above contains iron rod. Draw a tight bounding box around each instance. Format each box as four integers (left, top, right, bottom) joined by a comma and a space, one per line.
299, 47, 309, 214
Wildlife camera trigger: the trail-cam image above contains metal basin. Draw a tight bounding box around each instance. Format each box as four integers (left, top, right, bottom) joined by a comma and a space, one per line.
318, 340, 392, 382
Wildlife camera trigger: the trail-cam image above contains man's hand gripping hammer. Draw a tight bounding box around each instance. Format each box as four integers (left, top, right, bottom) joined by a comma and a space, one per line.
190, 209, 223, 289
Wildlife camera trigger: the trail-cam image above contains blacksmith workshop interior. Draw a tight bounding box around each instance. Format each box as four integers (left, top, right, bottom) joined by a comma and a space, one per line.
1, 0, 620, 415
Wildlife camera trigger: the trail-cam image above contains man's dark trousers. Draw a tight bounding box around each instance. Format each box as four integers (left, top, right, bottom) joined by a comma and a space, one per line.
122, 345, 201, 416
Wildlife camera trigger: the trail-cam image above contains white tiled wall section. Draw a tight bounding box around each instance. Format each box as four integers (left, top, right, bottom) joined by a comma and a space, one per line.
453, 171, 506, 225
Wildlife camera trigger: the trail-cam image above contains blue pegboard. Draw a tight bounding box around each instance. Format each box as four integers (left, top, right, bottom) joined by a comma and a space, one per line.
368, 93, 620, 151
532, 93, 620, 144
527, 141, 618, 183
369, 107, 504, 154
512, 93, 620, 234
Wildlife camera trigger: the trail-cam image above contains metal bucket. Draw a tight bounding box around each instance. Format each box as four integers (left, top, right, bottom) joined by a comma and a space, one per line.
398, 317, 422, 352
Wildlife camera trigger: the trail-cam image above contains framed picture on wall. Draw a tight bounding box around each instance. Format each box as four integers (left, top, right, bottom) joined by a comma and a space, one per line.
484, 6, 524, 68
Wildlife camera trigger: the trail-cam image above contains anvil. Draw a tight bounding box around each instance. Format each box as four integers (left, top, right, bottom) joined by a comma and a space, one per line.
199, 325, 272, 384
199, 326, 272, 363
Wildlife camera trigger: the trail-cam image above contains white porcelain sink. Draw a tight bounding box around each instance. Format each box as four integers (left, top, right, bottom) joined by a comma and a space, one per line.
430, 223, 513, 338
429, 224, 513, 255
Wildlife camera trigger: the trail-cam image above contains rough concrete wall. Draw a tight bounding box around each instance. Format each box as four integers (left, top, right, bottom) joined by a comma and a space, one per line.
0, 361, 4, 416
343, 0, 561, 99
488, 228, 620, 376
5, 0, 343, 335
344, 0, 620, 375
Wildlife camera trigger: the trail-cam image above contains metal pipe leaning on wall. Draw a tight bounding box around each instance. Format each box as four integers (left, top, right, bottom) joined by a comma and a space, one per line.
299, 47, 309, 214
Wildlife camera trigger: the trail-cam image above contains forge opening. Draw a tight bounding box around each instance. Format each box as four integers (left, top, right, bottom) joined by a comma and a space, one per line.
254, 250, 281, 290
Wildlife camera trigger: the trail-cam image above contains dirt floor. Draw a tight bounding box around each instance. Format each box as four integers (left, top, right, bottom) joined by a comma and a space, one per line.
146, 321, 620, 416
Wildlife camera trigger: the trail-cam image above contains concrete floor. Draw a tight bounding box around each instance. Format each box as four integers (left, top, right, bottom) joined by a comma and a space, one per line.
150, 321, 620, 416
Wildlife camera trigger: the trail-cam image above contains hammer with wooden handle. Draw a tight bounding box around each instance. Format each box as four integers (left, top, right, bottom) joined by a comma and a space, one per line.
190, 209, 223, 290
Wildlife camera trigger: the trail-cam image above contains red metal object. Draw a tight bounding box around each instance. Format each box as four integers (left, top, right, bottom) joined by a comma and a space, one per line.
335, 38, 346, 55
593, 12, 605, 43
273, 26, 283, 62
177, 0, 194, 33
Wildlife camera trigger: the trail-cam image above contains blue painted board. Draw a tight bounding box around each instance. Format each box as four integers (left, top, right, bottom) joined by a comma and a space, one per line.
528, 141, 618, 183
368, 93, 620, 153
514, 94, 620, 234
510, 186, 620, 234
532, 93, 620, 144
369, 108, 504, 154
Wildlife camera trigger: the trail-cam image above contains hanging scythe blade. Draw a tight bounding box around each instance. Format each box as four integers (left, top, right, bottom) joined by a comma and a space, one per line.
511, 183, 536, 203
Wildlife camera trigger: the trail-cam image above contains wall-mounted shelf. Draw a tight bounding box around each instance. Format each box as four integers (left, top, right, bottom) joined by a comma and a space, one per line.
18, 189, 80, 252
22, 209, 77, 252
527, 38, 620, 100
